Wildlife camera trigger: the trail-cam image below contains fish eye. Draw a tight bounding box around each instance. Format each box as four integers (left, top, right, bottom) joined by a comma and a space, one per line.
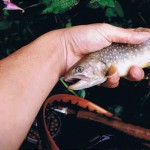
75, 66, 84, 73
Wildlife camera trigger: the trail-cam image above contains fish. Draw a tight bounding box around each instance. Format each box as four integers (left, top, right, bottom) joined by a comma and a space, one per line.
64, 39, 150, 90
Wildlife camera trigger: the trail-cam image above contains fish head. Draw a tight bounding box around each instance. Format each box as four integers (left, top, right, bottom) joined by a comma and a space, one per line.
64, 57, 108, 90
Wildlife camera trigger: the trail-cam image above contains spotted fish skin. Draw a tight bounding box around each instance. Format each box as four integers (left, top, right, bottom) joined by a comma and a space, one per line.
89, 39, 150, 76
64, 39, 150, 90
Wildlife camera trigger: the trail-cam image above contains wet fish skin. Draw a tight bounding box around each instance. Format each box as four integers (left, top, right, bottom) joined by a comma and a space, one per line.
64, 39, 150, 90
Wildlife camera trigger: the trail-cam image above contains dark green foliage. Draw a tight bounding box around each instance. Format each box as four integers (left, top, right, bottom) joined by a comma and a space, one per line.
41, 0, 115, 14
77, 89, 86, 98
105, 1, 124, 19
0, 0, 129, 58
41, 0, 52, 6
42, 0, 80, 14
90, 0, 115, 7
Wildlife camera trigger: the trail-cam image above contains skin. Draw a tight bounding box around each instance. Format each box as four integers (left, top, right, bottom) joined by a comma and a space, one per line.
0, 23, 149, 150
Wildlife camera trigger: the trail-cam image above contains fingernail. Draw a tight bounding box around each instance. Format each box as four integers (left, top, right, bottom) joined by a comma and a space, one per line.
136, 32, 150, 38
131, 66, 143, 79
108, 72, 120, 83
136, 68, 142, 78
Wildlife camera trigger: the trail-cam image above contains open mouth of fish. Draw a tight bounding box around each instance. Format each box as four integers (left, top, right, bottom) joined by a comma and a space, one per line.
64, 75, 91, 90
64, 74, 107, 90
65, 74, 90, 82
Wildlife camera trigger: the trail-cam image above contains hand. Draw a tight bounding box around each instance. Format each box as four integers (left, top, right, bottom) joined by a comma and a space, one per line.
59, 23, 150, 88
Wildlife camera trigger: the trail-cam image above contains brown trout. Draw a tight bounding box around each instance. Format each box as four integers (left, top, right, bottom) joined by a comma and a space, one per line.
64, 39, 150, 90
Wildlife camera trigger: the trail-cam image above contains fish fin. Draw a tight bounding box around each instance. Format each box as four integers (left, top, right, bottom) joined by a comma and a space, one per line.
141, 62, 150, 68
96, 64, 117, 86
146, 62, 150, 67
106, 64, 118, 78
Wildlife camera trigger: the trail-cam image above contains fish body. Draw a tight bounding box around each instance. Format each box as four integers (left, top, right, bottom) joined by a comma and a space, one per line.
64, 39, 150, 90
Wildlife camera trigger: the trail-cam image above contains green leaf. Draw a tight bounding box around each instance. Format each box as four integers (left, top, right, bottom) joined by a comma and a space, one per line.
113, 105, 123, 116
41, 0, 52, 6
77, 89, 86, 98
42, 7, 53, 14
65, 19, 72, 27
88, 1, 101, 9
0, 21, 12, 30
3, 10, 9, 16
42, 0, 80, 14
60, 78, 78, 96
90, 0, 115, 8
108, 105, 123, 116
114, 1, 124, 17
105, 7, 117, 18
105, 1, 124, 19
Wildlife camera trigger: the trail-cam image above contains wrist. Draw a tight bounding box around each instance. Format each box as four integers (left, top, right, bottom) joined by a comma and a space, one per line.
34, 29, 66, 77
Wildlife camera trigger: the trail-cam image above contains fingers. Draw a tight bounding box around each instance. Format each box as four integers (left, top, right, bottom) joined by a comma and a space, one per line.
134, 27, 150, 33
102, 66, 144, 88
125, 66, 145, 81
102, 65, 120, 88
102, 72, 120, 88
98, 24, 150, 44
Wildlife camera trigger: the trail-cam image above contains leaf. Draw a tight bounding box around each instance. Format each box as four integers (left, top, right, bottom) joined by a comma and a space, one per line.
105, 7, 117, 18
114, 1, 124, 17
105, 1, 124, 19
88, 1, 101, 9
42, 7, 53, 14
77, 89, 86, 98
90, 0, 115, 8
108, 105, 123, 116
3, 10, 9, 16
65, 19, 72, 27
40, 0, 52, 6
99, 0, 115, 7
60, 78, 78, 96
42, 0, 80, 14
0, 21, 12, 30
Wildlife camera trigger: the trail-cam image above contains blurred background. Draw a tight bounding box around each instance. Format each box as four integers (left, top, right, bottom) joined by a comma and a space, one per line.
0, 0, 150, 149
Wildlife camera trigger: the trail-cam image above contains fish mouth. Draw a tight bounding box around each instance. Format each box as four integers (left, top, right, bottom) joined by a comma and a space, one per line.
64, 75, 90, 90
64, 74, 90, 82
64, 75, 107, 90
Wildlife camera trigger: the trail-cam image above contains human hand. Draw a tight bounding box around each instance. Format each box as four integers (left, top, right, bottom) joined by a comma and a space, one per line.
59, 23, 150, 88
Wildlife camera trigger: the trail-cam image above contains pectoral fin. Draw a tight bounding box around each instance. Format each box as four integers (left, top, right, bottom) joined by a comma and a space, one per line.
96, 64, 118, 86
140, 62, 150, 69
106, 64, 118, 78
145, 62, 150, 67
